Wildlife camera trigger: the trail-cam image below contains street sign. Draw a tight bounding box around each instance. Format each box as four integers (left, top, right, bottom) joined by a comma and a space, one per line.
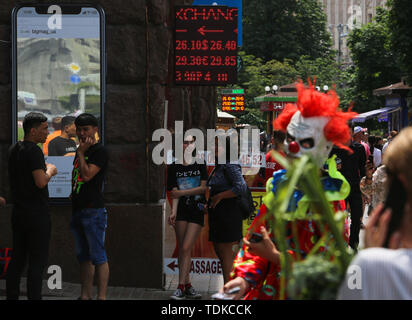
70, 74, 81, 84
164, 258, 222, 275
192, 0, 243, 47
221, 89, 245, 112
174, 6, 238, 85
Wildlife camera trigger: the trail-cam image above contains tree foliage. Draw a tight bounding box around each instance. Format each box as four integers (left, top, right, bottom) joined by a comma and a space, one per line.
237, 51, 298, 107
243, 0, 332, 62
388, 0, 412, 84
234, 51, 352, 127
346, 7, 402, 113
234, 51, 298, 129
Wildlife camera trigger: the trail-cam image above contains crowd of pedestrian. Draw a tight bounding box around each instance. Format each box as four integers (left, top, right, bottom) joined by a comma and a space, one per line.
1, 107, 410, 301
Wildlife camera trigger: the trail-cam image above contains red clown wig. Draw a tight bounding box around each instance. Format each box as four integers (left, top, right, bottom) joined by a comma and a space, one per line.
274, 81, 357, 152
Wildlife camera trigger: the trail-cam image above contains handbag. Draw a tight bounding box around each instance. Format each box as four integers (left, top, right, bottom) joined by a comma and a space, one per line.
236, 184, 255, 220
0, 248, 12, 279
222, 165, 255, 220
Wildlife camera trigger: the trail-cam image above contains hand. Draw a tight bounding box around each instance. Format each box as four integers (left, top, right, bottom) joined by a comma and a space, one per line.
77, 136, 95, 154
168, 212, 176, 226
209, 194, 222, 209
0, 196, 6, 207
170, 189, 183, 199
364, 203, 393, 248
219, 277, 250, 300
46, 163, 58, 177
243, 226, 280, 264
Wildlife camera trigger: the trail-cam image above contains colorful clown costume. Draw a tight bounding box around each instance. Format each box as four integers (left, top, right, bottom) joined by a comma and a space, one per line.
231, 157, 350, 300
228, 81, 357, 300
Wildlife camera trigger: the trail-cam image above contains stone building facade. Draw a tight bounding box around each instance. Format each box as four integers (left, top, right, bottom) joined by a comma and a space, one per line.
319, 0, 387, 65
0, 0, 216, 288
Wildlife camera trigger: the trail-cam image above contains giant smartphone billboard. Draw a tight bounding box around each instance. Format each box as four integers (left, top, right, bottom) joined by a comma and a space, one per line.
11, 4, 106, 200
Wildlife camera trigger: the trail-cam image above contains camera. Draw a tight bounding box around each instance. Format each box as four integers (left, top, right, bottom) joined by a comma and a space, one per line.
184, 196, 206, 212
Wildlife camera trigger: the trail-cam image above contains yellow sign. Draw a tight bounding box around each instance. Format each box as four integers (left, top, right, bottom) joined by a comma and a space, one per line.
242, 191, 266, 235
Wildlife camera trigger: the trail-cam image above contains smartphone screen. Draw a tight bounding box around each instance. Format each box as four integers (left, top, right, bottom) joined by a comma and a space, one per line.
12, 5, 105, 199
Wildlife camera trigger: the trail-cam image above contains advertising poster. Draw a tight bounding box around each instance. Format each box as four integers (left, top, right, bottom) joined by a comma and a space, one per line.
46, 156, 75, 198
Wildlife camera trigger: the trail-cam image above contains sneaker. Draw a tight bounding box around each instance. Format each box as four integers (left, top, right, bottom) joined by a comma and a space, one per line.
170, 288, 186, 300
184, 286, 202, 299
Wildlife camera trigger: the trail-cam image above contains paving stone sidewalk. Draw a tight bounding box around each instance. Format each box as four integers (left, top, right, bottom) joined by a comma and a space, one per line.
0, 274, 224, 300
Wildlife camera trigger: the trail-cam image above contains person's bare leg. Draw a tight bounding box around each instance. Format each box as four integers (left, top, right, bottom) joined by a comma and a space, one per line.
80, 261, 94, 300
96, 262, 109, 300
213, 242, 238, 284
180, 223, 202, 285
175, 221, 188, 286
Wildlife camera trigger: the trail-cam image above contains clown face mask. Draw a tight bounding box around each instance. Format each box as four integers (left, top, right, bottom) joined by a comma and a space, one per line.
284, 111, 333, 167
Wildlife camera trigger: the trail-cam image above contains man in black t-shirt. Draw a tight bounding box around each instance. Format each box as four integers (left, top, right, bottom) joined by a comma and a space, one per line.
70, 113, 109, 300
48, 116, 77, 156
7, 112, 58, 300
330, 126, 366, 250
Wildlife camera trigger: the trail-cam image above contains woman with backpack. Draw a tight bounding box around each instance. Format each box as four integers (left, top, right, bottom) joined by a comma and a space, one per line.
207, 134, 248, 284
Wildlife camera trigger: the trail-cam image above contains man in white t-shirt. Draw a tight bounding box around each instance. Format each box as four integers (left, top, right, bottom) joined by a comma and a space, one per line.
338, 128, 412, 300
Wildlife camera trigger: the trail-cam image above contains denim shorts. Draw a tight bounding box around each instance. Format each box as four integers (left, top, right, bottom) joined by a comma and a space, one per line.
70, 208, 108, 266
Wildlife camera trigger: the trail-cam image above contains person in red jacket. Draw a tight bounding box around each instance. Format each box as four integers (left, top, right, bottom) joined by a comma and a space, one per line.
219, 81, 356, 300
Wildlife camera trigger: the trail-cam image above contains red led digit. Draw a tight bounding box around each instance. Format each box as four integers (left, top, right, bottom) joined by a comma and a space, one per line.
174, 6, 238, 84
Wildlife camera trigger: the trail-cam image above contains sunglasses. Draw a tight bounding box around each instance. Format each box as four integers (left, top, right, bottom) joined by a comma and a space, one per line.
183, 140, 194, 144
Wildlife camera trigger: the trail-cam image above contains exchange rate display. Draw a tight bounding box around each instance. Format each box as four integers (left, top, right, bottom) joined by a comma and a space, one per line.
221, 88, 245, 112
174, 6, 238, 85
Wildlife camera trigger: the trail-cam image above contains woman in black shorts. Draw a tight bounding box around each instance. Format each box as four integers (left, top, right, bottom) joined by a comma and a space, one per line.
207, 135, 247, 283
167, 135, 208, 300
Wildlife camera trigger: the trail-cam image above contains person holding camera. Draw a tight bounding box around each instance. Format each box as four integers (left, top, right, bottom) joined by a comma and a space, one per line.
167, 135, 208, 300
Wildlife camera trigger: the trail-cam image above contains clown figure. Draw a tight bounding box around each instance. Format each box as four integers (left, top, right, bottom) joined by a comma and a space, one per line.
219, 82, 357, 300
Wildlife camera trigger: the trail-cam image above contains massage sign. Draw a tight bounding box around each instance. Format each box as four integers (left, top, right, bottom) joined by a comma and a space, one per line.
174, 6, 238, 85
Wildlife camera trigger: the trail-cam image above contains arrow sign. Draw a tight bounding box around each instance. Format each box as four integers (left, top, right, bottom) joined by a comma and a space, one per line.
197, 26, 224, 36
174, 5, 238, 85
167, 260, 178, 272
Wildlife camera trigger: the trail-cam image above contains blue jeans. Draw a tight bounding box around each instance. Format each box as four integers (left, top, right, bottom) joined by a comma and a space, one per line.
70, 208, 108, 265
